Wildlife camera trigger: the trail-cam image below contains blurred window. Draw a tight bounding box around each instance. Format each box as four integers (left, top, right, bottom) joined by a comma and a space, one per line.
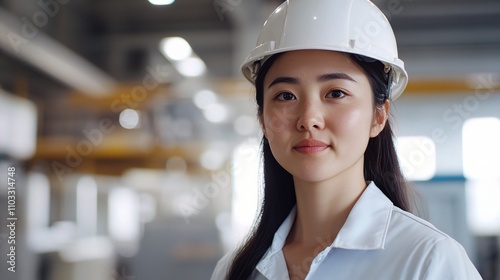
462, 117, 500, 179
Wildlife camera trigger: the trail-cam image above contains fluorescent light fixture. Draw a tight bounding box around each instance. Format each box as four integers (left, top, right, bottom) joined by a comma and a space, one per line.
159, 36, 207, 77
462, 117, 500, 179
395, 136, 436, 181
176, 57, 206, 77
148, 0, 175, 5
0, 90, 37, 159
119, 109, 141, 129
160, 37, 192, 61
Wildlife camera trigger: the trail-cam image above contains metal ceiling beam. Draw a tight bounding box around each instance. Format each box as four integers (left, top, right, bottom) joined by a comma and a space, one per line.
394, 1, 500, 18
0, 7, 117, 97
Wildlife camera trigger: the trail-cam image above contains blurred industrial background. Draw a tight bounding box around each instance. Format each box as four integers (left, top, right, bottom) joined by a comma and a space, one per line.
0, 0, 499, 279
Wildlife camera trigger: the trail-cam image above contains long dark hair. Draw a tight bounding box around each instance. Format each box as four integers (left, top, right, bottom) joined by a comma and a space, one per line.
226, 52, 414, 280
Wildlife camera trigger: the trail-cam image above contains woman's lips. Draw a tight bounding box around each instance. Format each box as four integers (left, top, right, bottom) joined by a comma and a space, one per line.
293, 139, 330, 154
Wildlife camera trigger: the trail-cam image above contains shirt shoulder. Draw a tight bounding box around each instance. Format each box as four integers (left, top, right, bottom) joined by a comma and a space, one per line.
391, 207, 450, 241
388, 208, 482, 279
423, 237, 483, 279
388, 206, 455, 254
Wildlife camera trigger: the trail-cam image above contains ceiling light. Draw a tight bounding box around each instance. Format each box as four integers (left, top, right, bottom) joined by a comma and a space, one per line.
119, 109, 141, 129
160, 37, 192, 61
158, 36, 208, 78
176, 57, 206, 77
148, 0, 175, 6
0, 90, 37, 159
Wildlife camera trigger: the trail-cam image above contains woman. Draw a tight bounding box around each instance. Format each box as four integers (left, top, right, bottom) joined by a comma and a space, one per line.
212, 0, 482, 279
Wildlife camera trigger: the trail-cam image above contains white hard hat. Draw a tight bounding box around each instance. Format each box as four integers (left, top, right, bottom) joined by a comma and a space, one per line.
241, 0, 408, 100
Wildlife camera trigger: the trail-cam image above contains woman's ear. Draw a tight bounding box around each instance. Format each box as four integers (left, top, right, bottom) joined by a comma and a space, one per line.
370, 100, 390, 137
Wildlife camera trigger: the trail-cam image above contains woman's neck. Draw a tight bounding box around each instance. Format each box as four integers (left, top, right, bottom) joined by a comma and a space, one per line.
288, 175, 367, 248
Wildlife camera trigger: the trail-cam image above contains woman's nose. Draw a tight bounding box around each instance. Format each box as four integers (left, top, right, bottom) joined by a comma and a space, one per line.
296, 102, 325, 132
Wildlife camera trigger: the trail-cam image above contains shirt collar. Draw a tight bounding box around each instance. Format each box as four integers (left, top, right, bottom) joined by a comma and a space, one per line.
255, 207, 296, 278
256, 182, 393, 277
332, 181, 393, 250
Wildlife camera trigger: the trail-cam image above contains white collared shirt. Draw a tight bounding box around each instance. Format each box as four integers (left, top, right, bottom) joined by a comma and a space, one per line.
211, 182, 482, 279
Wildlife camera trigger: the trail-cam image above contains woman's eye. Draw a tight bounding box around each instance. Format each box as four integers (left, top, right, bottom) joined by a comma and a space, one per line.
276, 92, 296, 101
326, 89, 346, 99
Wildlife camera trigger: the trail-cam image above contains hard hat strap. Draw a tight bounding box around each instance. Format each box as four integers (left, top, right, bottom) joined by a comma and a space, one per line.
386, 68, 393, 100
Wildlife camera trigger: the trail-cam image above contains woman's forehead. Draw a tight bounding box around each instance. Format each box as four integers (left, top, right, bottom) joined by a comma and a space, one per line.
264, 50, 367, 84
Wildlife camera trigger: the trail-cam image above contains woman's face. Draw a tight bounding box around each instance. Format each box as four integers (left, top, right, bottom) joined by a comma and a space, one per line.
261, 50, 387, 185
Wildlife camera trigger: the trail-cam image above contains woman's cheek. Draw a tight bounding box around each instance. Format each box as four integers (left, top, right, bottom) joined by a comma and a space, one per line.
263, 107, 295, 137
334, 107, 373, 138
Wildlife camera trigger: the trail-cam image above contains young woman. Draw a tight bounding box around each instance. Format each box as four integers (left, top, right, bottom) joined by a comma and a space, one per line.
212, 0, 482, 279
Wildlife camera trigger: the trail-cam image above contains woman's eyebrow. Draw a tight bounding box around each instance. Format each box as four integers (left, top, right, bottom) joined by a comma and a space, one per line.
268, 73, 356, 88
317, 73, 357, 83
267, 76, 299, 88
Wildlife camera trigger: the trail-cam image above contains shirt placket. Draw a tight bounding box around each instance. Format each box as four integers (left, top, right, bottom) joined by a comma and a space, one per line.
304, 247, 333, 280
